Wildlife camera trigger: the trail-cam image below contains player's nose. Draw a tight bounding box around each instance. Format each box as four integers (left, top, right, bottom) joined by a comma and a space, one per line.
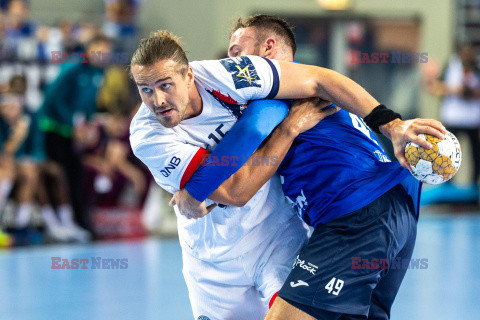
153, 90, 167, 107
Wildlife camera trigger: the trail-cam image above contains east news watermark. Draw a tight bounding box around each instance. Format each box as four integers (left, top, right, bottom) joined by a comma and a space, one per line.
201, 155, 280, 167
51, 257, 128, 269
160, 155, 279, 177
50, 51, 129, 64
351, 51, 428, 64
351, 257, 429, 270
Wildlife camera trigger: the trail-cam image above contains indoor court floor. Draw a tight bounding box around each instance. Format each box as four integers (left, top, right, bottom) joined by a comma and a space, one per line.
1, 213, 479, 320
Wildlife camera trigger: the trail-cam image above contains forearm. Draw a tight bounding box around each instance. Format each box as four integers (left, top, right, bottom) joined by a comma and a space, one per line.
209, 121, 297, 206
313, 68, 379, 118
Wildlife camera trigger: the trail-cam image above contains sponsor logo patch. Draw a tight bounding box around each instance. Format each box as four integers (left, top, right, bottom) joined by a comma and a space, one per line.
290, 280, 309, 288
293, 255, 319, 275
220, 57, 261, 90
161, 156, 181, 177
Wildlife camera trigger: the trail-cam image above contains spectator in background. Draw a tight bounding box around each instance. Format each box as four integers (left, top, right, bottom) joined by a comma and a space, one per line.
4, 0, 36, 60
4, 0, 33, 36
80, 104, 149, 212
0, 76, 26, 213
0, 94, 35, 231
37, 156, 91, 242
35, 25, 51, 62
0, 9, 15, 60
0, 93, 90, 242
57, 20, 83, 55
82, 66, 149, 212
102, 0, 141, 54
424, 43, 480, 186
35, 20, 85, 64
38, 34, 112, 233
75, 21, 101, 48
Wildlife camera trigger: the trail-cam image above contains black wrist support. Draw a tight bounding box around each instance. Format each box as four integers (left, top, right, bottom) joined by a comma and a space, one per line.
363, 104, 402, 134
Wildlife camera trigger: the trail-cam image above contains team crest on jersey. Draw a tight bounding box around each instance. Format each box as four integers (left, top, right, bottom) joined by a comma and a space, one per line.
207, 89, 246, 119
220, 56, 261, 89
197, 316, 211, 320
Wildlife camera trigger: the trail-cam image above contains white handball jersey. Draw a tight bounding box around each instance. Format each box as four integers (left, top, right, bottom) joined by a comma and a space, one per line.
130, 55, 298, 261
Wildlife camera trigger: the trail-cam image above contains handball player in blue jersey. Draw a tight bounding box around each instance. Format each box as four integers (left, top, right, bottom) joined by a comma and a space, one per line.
170, 15, 445, 319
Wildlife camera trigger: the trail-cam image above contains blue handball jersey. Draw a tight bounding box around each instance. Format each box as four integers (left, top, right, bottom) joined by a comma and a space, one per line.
278, 108, 421, 228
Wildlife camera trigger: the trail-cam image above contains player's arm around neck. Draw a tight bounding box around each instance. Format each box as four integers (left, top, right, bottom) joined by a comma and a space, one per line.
274, 60, 379, 118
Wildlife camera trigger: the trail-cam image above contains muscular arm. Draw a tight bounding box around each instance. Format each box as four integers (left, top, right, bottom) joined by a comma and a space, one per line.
274, 60, 447, 167
275, 61, 379, 117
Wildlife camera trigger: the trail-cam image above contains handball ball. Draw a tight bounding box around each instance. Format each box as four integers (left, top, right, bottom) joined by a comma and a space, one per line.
405, 132, 462, 184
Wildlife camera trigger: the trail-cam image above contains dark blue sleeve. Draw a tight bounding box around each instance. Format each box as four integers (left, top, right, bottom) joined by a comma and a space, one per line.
185, 99, 290, 202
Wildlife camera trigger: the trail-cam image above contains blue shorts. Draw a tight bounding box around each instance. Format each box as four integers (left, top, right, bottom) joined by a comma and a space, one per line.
278, 184, 418, 319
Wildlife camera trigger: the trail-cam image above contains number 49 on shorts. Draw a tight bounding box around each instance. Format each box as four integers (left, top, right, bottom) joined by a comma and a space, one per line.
325, 277, 344, 295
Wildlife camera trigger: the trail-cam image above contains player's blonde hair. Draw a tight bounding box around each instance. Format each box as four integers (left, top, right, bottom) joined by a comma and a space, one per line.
130, 30, 189, 75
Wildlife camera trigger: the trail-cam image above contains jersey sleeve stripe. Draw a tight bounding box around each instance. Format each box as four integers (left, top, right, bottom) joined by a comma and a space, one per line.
263, 58, 280, 99
180, 147, 208, 189
269, 292, 279, 308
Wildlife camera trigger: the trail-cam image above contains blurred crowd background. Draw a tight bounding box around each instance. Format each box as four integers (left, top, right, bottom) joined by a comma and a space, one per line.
1, 0, 480, 247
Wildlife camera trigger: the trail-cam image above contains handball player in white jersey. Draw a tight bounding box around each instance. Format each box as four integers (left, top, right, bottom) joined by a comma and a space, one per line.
129, 31, 331, 320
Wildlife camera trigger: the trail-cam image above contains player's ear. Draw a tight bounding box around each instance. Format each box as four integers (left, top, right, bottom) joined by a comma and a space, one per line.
186, 66, 194, 86
263, 38, 276, 58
